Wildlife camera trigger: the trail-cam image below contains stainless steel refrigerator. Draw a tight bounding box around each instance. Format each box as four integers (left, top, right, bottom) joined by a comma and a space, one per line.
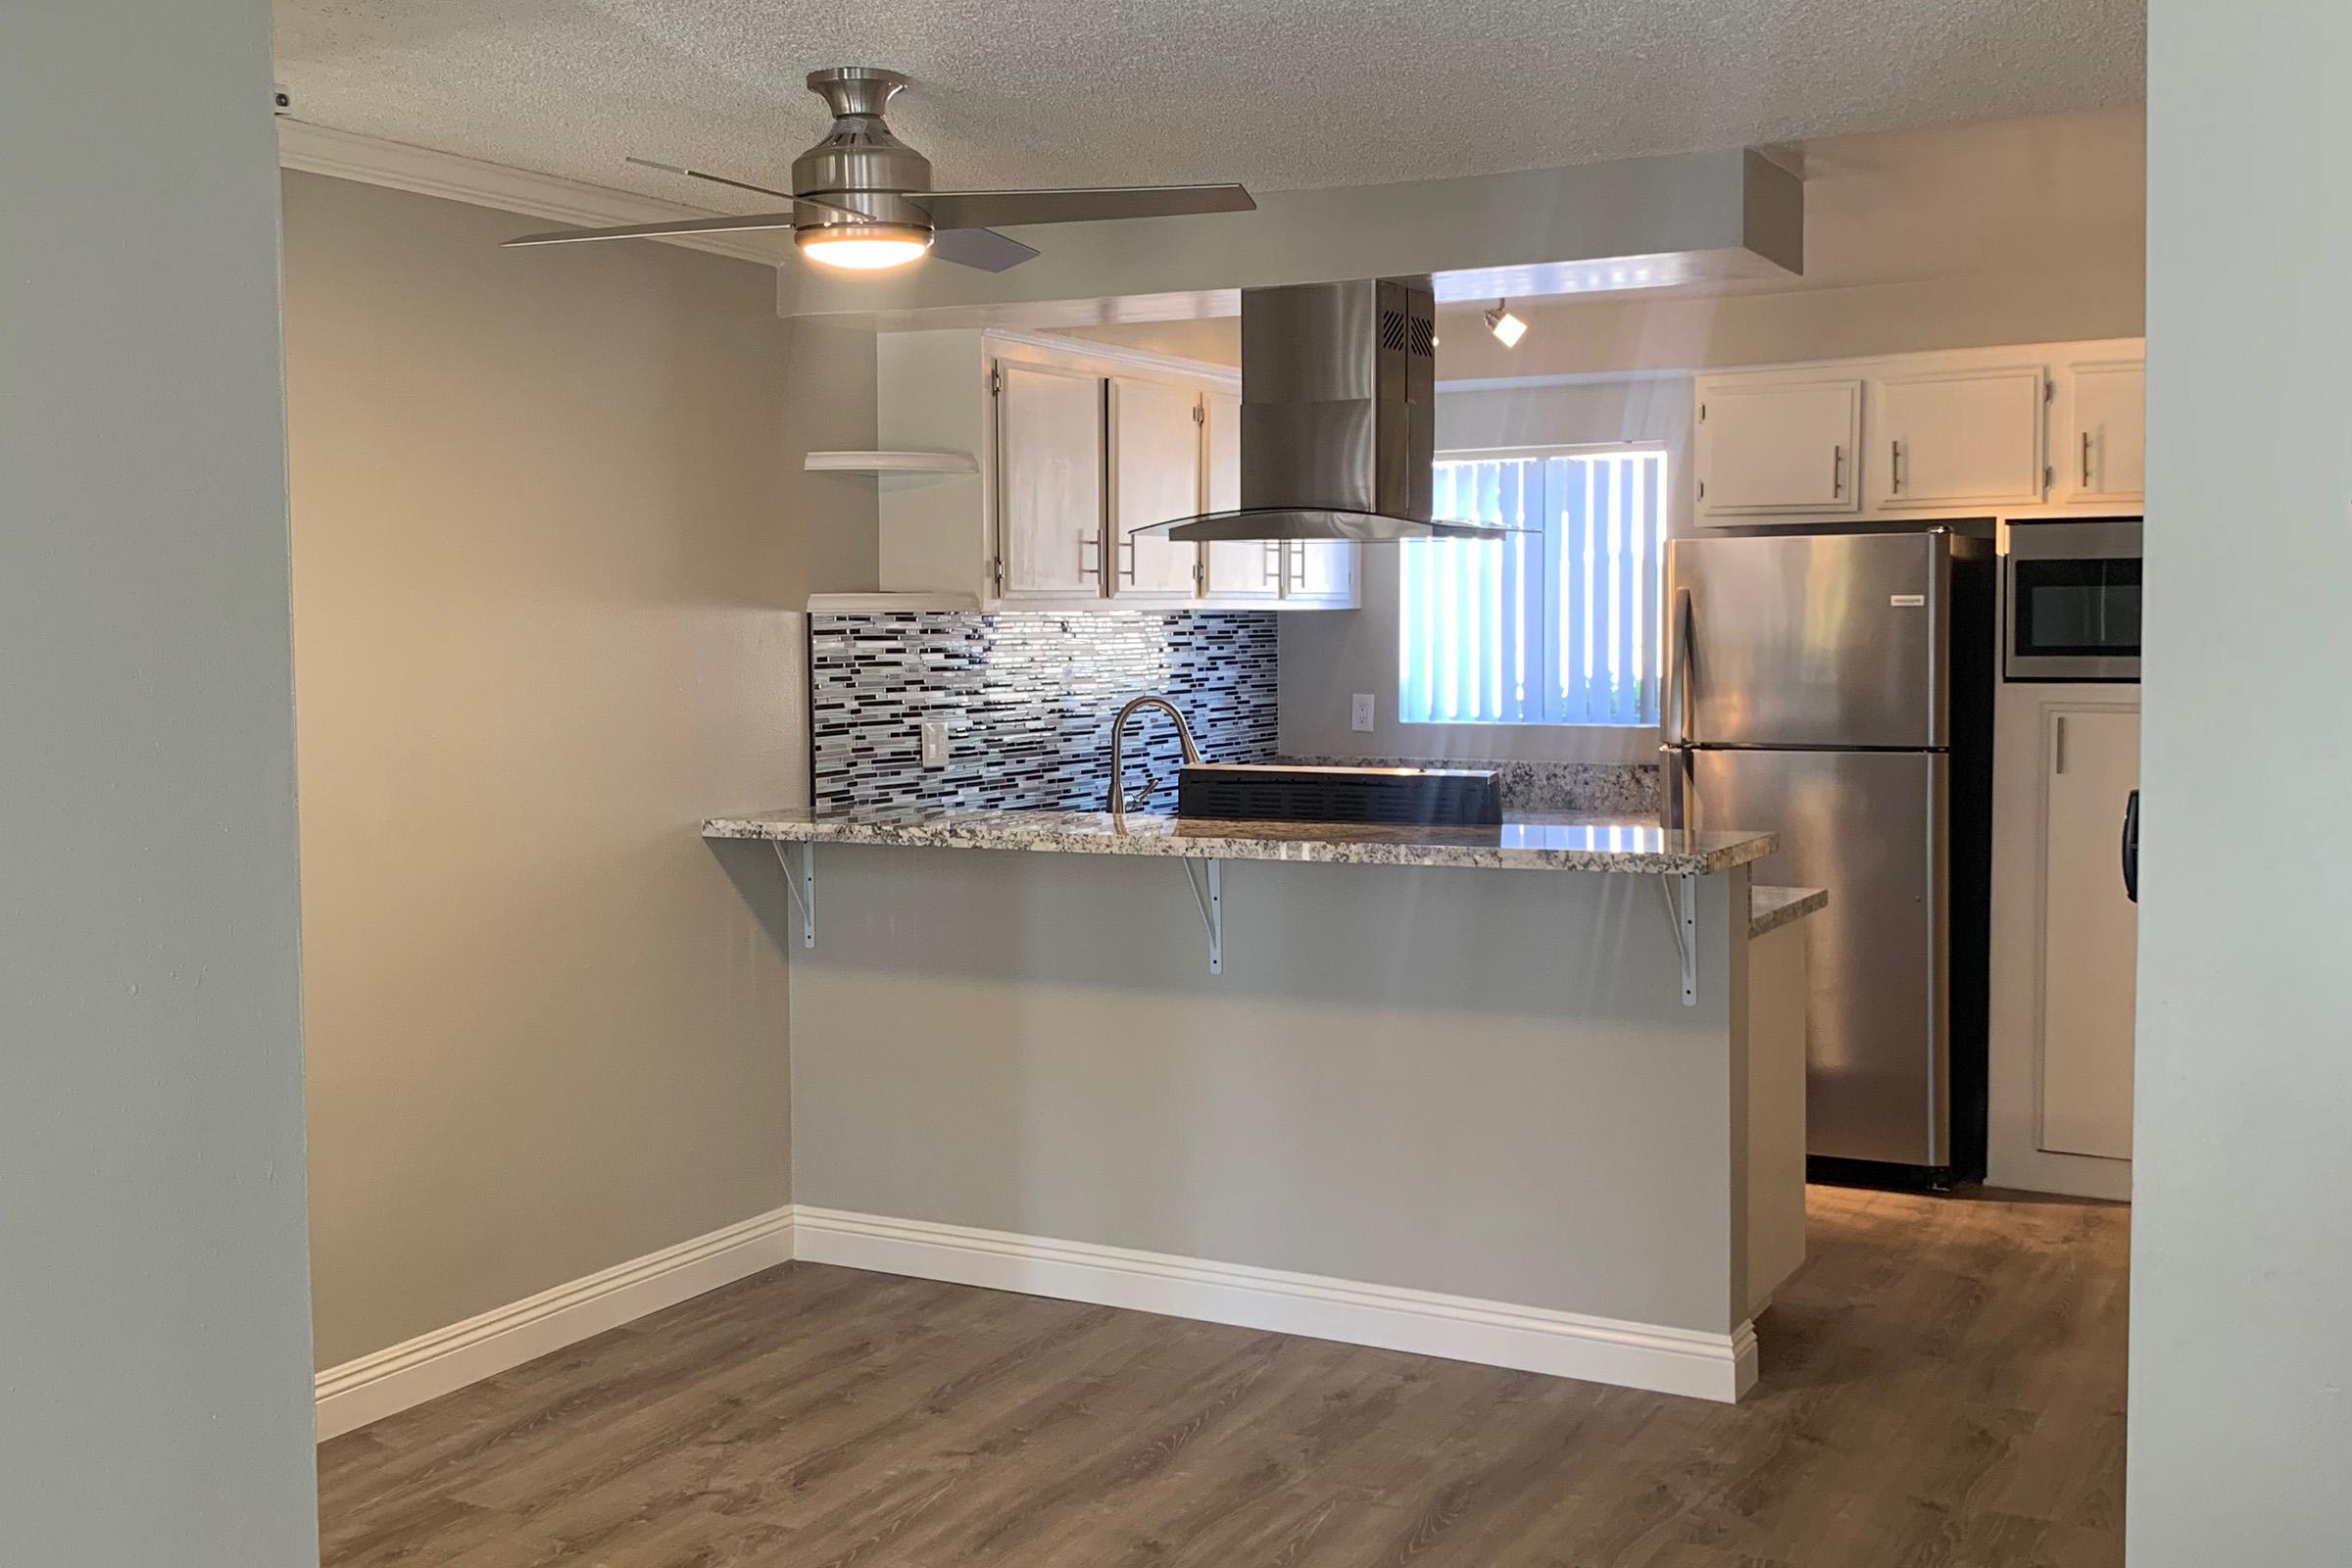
1662, 528, 1994, 1186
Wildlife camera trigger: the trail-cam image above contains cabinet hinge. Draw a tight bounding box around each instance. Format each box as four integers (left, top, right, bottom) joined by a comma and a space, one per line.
1696, 478, 1706, 500
990, 368, 1003, 396
1193, 403, 1205, 425
2045, 465, 2056, 493
991, 555, 1005, 593
1698, 402, 1707, 422
2044, 376, 2055, 403
1193, 560, 1206, 587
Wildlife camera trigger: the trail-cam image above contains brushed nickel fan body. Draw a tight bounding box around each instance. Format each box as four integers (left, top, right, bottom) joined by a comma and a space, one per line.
504, 67, 1255, 272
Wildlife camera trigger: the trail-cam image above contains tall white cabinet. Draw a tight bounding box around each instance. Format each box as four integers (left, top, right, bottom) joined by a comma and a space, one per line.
1989, 685, 2140, 1200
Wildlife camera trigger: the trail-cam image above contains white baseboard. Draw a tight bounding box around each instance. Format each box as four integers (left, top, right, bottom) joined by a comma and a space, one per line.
317, 1201, 1756, 1440
793, 1206, 1757, 1403
313, 1203, 795, 1442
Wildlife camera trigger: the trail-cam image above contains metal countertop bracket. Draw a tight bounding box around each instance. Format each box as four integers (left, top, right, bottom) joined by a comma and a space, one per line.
1655, 871, 1698, 1006
1182, 858, 1223, 975
773, 841, 815, 948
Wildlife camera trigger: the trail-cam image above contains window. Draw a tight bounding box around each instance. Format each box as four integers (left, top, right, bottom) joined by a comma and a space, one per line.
1399, 447, 1667, 726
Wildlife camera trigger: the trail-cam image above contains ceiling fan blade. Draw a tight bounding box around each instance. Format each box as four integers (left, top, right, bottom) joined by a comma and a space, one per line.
928, 226, 1040, 273
910, 183, 1255, 230
504, 210, 808, 247
625, 155, 795, 203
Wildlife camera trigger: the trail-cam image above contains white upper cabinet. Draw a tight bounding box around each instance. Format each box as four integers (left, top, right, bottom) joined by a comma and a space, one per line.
1201, 392, 1282, 601
1869, 364, 2049, 511
2060, 359, 2146, 504
1689, 340, 2141, 528
1106, 376, 1205, 602
995, 360, 1106, 600
1694, 376, 1863, 519
1285, 540, 1356, 604
870, 331, 1350, 610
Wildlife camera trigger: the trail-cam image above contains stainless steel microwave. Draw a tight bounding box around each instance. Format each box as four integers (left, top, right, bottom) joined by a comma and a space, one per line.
2004, 518, 2142, 682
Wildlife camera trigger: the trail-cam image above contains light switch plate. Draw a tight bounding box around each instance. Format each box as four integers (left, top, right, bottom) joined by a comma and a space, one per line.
1350, 693, 1376, 733
920, 718, 950, 768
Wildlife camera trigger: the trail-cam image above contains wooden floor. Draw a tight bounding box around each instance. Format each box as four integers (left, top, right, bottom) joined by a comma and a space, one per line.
319, 1187, 2128, 1568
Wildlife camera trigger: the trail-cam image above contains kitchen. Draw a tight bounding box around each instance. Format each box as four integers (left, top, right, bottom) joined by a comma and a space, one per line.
279, 24, 2135, 1568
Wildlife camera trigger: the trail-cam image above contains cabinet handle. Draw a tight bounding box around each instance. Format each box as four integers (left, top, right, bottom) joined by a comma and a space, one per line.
1080, 533, 1101, 578
1832, 445, 1844, 498
2082, 429, 2095, 489
2054, 714, 2068, 776
1890, 439, 1904, 495
1117, 536, 1138, 585
1263, 540, 1282, 588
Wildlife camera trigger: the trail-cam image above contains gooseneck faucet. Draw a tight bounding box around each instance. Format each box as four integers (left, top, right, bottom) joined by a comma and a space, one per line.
1107, 695, 1203, 819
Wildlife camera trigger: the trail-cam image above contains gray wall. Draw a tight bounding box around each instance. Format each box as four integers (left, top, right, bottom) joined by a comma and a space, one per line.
2130, 2, 2352, 1558
283, 172, 873, 1369
0, 3, 319, 1562
1282, 377, 1692, 765
789, 848, 1751, 1333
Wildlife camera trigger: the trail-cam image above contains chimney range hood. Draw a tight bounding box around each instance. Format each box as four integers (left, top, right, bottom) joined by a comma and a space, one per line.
1137, 278, 1507, 544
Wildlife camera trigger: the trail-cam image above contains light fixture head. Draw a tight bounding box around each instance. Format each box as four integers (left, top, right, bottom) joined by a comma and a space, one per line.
1484, 299, 1528, 349
796, 222, 932, 270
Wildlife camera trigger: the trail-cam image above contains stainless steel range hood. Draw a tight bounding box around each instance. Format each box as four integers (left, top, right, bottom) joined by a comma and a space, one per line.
1138, 278, 1503, 544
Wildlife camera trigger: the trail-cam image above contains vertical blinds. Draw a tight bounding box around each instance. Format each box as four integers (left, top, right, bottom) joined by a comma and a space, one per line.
1399, 450, 1667, 727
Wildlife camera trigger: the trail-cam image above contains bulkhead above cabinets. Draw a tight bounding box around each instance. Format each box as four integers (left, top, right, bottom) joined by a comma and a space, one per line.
867, 327, 1357, 612
1693, 339, 2145, 528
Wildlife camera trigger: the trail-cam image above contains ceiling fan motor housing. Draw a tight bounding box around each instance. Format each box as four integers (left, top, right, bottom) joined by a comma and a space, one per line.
792, 67, 933, 238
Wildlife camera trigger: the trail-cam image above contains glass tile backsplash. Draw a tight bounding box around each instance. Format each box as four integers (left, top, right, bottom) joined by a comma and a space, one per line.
809, 612, 1278, 814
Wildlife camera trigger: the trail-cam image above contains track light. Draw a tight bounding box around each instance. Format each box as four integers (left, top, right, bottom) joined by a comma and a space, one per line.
1484, 299, 1528, 348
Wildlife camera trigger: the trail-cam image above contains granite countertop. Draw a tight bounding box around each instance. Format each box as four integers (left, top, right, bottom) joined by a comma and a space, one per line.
703, 808, 1777, 877
1750, 885, 1829, 938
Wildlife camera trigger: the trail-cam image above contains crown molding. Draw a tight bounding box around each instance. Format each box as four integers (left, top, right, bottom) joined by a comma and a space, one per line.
274, 119, 794, 268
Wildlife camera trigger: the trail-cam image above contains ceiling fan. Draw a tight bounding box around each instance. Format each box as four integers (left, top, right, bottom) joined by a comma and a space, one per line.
504, 66, 1256, 272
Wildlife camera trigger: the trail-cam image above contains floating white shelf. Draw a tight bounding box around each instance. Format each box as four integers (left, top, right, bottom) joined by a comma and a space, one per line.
804, 449, 976, 474
807, 592, 983, 613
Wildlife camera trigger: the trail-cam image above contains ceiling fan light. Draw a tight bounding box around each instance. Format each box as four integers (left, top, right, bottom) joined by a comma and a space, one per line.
797, 223, 931, 270
1484, 301, 1529, 349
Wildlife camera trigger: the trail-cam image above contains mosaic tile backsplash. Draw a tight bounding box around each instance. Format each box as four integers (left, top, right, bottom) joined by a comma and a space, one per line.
810, 612, 1278, 814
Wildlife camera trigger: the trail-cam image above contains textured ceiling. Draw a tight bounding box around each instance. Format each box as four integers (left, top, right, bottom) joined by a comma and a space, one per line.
273, 0, 2144, 207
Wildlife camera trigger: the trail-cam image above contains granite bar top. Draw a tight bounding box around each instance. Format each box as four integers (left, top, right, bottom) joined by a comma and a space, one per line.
1750, 885, 1829, 938
703, 808, 1777, 877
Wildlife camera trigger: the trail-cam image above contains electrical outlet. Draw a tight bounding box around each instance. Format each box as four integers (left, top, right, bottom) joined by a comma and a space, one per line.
920, 718, 950, 768
1350, 693, 1376, 733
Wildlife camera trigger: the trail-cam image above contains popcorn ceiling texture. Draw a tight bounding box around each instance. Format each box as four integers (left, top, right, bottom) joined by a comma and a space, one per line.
272, 0, 2142, 203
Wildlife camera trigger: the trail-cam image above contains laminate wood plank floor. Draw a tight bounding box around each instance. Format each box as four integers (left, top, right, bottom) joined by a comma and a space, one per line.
319, 1187, 2128, 1568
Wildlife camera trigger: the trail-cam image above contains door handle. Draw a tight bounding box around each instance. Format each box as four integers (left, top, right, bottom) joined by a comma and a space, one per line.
2121, 789, 2140, 903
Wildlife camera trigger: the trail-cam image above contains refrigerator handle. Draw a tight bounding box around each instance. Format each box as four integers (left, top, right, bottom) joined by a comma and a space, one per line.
1659, 586, 1695, 830
1670, 586, 1695, 747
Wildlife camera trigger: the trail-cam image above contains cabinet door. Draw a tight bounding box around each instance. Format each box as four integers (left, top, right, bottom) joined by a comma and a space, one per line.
996, 361, 1105, 600
1694, 376, 1863, 518
1201, 391, 1281, 601
1107, 376, 1203, 600
2065, 361, 2146, 504
1284, 540, 1357, 604
1872, 366, 2048, 511
2038, 705, 2140, 1160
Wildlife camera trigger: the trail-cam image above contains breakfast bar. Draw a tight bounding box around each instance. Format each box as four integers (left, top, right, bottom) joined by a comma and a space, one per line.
705, 806, 1817, 1401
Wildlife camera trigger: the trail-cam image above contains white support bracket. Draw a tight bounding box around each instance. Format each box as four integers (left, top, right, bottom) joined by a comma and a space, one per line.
1182, 857, 1223, 975
1655, 871, 1699, 1006
772, 841, 815, 948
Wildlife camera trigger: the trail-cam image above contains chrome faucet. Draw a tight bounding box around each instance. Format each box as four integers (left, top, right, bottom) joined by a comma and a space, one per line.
1107, 695, 1203, 818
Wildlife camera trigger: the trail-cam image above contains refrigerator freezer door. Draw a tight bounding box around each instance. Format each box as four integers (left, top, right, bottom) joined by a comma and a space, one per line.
1666, 532, 1949, 750
1689, 747, 1949, 1167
